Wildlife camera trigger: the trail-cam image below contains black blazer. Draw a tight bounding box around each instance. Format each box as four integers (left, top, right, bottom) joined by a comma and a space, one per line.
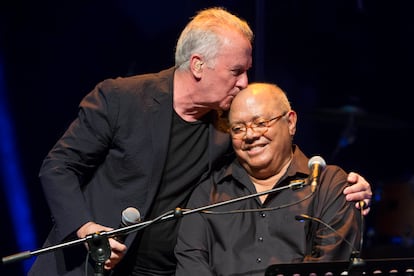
29, 67, 232, 275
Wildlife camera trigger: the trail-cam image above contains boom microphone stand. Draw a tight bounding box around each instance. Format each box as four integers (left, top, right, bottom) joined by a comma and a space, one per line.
2, 180, 309, 274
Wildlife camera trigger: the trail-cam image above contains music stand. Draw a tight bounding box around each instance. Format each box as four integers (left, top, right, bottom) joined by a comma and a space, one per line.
265, 257, 414, 276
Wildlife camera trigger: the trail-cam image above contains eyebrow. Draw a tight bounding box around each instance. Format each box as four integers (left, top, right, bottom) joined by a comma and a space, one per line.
230, 115, 266, 124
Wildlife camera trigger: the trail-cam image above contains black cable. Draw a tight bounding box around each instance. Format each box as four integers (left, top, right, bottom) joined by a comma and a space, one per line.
200, 191, 314, 215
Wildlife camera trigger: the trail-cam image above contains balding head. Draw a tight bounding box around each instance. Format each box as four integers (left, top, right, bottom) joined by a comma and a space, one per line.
229, 83, 291, 122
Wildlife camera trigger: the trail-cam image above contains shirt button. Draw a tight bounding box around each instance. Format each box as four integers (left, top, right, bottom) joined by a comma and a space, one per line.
256, 257, 262, 263
258, 237, 264, 242
260, 212, 266, 217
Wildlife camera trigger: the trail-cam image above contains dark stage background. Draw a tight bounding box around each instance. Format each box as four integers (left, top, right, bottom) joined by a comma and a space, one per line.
1, 1, 414, 275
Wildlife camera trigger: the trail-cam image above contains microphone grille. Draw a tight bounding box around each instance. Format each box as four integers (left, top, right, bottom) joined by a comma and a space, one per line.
308, 156, 326, 169
122, 207, 141, 226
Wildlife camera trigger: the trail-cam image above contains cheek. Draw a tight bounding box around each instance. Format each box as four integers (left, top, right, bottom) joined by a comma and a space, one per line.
232, 139, 242, 150
219, 74, 238, 89
232, 139, 247, 156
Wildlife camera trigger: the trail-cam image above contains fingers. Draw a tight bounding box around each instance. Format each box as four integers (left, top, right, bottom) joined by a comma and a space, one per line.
76, 222, 127, 270
344, 187, 372, 202
344, 172, 372, 199
104, 238, 127, 270
104, 250, 126, 270
362, 206, 370, 216
346, 171, 359, 184
355, 201, 371, 216
77, 222, 113, 238
344, 172, 373, 216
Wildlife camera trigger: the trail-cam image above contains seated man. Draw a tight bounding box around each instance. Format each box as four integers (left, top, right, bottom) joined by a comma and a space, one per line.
175, 82, 363, 276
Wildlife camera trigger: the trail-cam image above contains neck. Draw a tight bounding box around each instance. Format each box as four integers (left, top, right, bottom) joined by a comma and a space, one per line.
173, 70, 212, 122
250, 155, 293, 203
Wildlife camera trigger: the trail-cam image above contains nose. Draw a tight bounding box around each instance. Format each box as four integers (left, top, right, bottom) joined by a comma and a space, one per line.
236, 72, 249, 89
244, 126, 261, 140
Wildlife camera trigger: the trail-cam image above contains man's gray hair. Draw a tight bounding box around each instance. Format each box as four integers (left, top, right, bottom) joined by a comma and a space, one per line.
175, 7, 253, 70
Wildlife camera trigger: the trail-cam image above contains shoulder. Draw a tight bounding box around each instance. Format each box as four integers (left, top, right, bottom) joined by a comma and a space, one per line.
97, 67, 174, 97
323, 165, 348, 180
319, 165, 349, 194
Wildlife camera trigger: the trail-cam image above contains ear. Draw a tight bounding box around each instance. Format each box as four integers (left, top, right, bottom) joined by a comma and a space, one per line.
190, 56, 204, 77
287, 110, 297, 136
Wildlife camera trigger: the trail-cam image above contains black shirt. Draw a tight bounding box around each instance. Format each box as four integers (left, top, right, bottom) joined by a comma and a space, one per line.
175, 146, 361, 276
131, 111, 209, 275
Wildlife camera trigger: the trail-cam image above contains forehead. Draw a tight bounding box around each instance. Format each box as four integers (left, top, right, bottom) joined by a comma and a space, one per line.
230, 90, 276, 121
239, 87, 276, 107
215, 31, 252, 66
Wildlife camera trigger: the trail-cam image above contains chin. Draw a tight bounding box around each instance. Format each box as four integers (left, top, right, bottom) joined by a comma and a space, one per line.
247, 157, 272, 169
246, 161, 266, 170
220, 103, 231, 111
221, 97, 235, 110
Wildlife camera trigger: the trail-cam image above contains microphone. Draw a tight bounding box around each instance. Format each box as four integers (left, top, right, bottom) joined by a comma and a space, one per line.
113, 207, 141, 243
295, 214, 365, 268
308, 156, 326, 193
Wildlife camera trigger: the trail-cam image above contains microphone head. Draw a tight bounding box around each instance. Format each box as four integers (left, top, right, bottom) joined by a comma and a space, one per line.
308, 156, 326, 169
121, 207, 141, 226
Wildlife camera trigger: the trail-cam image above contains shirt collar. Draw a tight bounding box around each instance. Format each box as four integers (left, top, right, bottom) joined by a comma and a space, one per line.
213, 144, 311, 187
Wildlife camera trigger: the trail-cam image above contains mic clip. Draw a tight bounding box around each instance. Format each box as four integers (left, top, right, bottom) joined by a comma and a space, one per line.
86, 233, 111, 274
289, 179, 307, 190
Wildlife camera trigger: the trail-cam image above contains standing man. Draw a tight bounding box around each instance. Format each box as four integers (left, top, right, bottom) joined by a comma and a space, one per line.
29, 7, 371, 276
175, 83, 363, 275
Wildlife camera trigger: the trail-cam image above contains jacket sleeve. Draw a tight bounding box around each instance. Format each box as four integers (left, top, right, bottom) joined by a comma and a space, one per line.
39, 79, 120, 241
